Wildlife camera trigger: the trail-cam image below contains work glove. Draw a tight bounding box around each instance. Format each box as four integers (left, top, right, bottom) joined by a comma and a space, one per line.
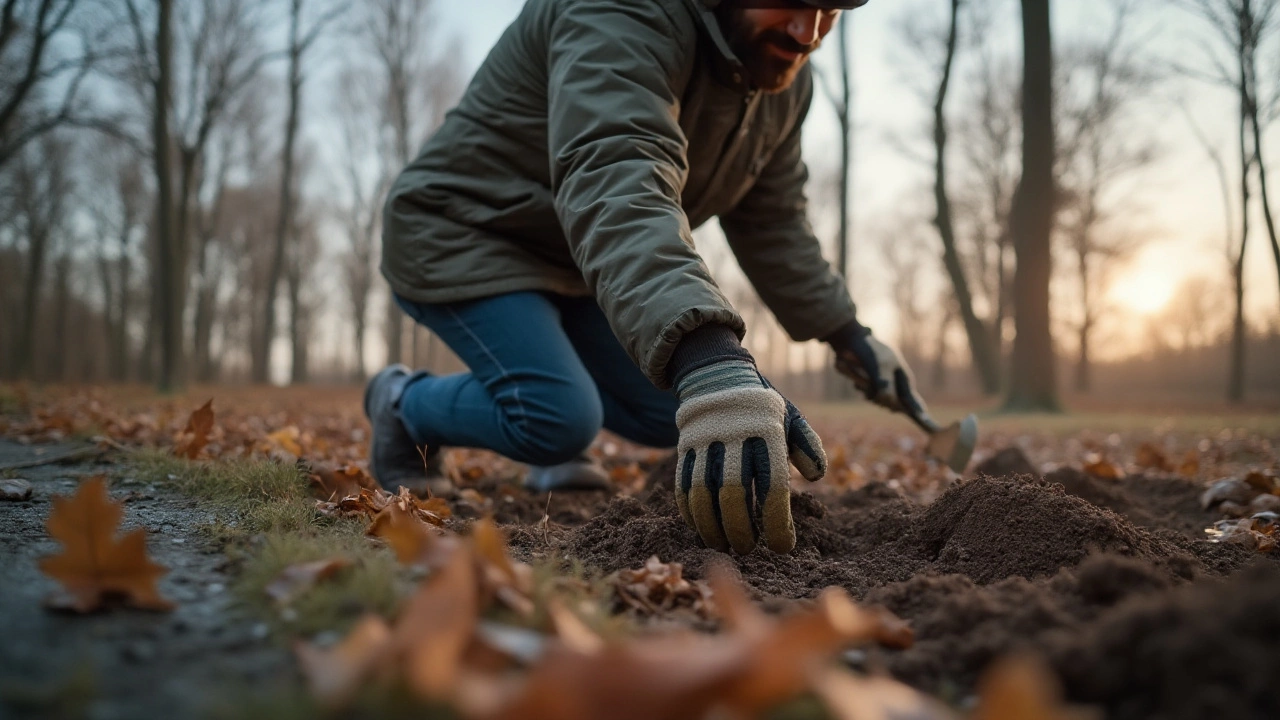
674, 359, 827, 555
831, 323, 929, 420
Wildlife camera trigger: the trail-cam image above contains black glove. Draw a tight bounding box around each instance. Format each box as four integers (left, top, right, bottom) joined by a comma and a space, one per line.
827, 320, 928, 420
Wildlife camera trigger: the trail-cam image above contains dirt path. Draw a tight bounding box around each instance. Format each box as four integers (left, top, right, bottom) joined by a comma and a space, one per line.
0, 441, 290, 720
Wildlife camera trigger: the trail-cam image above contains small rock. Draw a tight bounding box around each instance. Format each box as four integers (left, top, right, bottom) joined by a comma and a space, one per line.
170, 538, 185, 545
841, 649, 868, 670
1252, 511, 1279, 530
0, 478, 33, 501
1219, 501, 1250, 518
1249, 494, 1280, 514
1200, 478, 1259, 510
207, 582, 225, 594
250, 623, 270, 641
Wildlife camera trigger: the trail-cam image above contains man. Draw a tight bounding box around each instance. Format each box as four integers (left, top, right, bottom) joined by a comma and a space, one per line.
367, 0, 926, 556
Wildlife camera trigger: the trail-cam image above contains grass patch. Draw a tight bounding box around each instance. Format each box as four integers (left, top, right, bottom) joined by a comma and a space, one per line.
127, 450, 315, 538
234, 523, 406, 637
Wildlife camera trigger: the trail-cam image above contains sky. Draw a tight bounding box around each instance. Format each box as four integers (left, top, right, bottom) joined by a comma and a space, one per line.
374, 0, 1279, 366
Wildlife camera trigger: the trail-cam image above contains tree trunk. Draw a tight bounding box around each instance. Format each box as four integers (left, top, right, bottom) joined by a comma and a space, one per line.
1005, 0, 1060, 412
932, 0, 1001, 396
153, 0, 180, 393
115, 235, 132, 381
386, 296, 403, 366
288, 254, 308, 384
931, 302, 954, 391
257, 0, 303, 385
13, 223, 48, 380
50, 254, 70, 381
1249, 108, 1280, 311
1075, 243, 1091, 394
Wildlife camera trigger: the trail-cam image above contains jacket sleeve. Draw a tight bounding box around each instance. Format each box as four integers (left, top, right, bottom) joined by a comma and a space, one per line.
719, 76, 858, 342
547, 0, 743, 389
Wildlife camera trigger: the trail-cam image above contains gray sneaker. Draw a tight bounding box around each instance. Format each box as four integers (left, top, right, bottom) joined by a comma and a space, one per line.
524, 453, 612, 493
363, 364, 448, 496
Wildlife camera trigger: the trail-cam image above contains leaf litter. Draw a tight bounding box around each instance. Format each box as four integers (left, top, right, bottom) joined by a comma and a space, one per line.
8, 386, 1280, 718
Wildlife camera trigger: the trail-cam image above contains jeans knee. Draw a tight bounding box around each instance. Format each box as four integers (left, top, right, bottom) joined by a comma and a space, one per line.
505, 390, 602, 465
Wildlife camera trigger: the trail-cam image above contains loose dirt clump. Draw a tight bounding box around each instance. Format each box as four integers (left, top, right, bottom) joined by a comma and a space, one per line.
558, 455, 1279, 713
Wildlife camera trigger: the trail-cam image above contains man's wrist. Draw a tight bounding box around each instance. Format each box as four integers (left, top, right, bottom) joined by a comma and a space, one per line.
666, 323, 754, 389
822, 318, 869, 356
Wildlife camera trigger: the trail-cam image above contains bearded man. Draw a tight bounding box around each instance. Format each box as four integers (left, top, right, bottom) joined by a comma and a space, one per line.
367, 0, 926, 556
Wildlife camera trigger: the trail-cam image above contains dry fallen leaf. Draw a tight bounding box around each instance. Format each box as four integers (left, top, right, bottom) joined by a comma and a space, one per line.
1082, 456, 1125, 480
472, 518, 535, 617
309, 463, 378, 500
174, 399, 214, 459
296, 615, 394, 707
815, 669, 956, 720
1133, 442, 1173, 472
971, 654, 1098, 720
265, 557, 352, 606
614, 555, 714, 618
39, 475, 174, 612
1176, 450, 1200, 477
367, 504, 457, 565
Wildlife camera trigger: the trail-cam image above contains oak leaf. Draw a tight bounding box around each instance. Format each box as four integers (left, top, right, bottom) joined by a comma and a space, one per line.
39, 476, 174, 612
614, 555, 714, 618
296, 615, 394, 707
174, 399, 214, 459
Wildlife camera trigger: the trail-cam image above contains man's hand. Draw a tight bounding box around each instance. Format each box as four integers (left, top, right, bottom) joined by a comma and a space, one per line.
831, 325, 929, 420
673, 359, 826, 555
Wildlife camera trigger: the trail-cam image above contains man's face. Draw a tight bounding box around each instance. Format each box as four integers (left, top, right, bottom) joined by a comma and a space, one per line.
722, 4, 841, 93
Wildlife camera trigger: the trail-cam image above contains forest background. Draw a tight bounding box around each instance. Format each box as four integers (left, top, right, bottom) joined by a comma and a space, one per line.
2, 0, 1279, 411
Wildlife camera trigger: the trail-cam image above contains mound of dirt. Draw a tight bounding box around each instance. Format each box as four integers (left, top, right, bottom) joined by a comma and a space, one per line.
1054, 562, 1280, 720
973, 447, 1039, 479
555, 453, 1280, 712
919, 475, 1198, 584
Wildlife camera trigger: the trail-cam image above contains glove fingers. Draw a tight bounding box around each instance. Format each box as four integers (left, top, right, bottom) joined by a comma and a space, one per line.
688, 442, 730, 553
720, 439, 757, 556
893, 368, 928, 419
675, 448, 696, 529
746, 435, 796, 555
785, 408, 827, 482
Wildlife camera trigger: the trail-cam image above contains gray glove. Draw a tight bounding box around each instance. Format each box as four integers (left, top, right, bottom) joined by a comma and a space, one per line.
674, 359, 827, 555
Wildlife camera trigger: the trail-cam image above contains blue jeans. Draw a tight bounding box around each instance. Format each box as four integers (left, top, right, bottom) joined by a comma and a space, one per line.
394, 291, 679, 465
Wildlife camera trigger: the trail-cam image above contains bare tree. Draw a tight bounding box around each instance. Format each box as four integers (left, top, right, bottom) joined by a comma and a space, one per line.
894, 0, 1003, 395
85, 136, 148, 381
0, 0, 116, 171
255, 0, 343, 384
5, 132, 74, 379
1177, 0, 1280, 401
1006, 0, 1061, 411
333, 65, 392, 381
121, 0, 270, 390
1056, 0, 1159, 392
360, 0, 462, 367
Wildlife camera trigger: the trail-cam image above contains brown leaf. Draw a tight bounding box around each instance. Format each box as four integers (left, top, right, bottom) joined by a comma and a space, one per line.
1134, 443, 1173, 472
264, 557, 352, 606
614, 555, 714, 618
174, 399, 214, 459
1082, 455, 1125, 480
815, 669, 957, 720
295, 615, 394, 707
1243, 471, 1278, 493
266, 426, 304, 457
1, 477, 33, 501
368, 505, 456, 565
1176, 450, 1200, 477
39, 476, 174, 612
401, 542, 481, 699
309, 463, 377, 500
473, 517, 535, 616
971, 654, 1099, 720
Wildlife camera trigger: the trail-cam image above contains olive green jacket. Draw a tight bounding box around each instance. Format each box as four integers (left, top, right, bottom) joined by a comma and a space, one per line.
381, 0, 856, 388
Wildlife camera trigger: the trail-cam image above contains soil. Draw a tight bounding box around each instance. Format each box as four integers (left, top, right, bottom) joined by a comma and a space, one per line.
539, 447, 1280, 719
0, 440, 290, 720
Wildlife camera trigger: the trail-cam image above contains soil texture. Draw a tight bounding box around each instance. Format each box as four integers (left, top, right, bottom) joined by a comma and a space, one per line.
543, 448, 1280, 719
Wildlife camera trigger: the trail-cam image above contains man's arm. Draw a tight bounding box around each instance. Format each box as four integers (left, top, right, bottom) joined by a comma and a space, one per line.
718, 74, 858, 342
547, 0, 743, 388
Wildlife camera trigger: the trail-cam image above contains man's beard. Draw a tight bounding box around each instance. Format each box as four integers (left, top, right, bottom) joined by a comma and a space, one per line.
719, 8, 822, 93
